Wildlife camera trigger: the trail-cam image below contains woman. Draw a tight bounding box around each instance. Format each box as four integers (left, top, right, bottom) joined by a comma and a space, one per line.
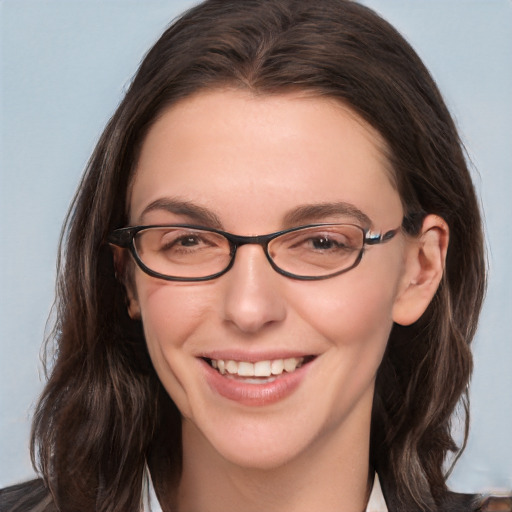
0, 0, 489, 510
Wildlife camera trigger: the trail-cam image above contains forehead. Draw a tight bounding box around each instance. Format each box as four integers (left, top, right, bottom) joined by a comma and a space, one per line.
129, 89, 401, 229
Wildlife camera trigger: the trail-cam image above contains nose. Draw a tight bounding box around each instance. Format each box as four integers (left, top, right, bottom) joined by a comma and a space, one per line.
221, 244, 287, 334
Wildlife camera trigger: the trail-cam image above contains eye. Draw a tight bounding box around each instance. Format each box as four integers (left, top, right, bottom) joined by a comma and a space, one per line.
272, 226, 363, 259
291, 231, 355, 252
309, 235, 348, 250
170, 234, 203, 248
159, 231, 216, 253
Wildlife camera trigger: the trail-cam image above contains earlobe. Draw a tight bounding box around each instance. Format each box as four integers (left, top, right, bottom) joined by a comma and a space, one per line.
126, 292, 142, 320
392, 215, 449, 326
111, 246, 141, 320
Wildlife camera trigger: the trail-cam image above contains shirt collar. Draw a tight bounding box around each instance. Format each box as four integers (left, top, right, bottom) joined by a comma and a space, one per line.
366, 473, 388, 512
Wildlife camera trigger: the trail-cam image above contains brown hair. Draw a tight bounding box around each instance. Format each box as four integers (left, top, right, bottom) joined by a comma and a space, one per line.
29, 1, 485, 511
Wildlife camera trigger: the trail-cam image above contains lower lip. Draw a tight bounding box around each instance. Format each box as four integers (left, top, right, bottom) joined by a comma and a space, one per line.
200, 359, 311, 406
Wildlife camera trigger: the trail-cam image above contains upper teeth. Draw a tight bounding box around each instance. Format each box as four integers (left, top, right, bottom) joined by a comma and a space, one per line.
211, 357, 304, 377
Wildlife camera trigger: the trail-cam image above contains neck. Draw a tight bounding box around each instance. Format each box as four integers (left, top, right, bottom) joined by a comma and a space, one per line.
175, 416, 372, 512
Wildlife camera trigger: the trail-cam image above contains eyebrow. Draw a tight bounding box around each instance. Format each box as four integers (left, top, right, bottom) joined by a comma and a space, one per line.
282, 202, 372, 227
139, 197, 371, 230
140, 198, 223, 228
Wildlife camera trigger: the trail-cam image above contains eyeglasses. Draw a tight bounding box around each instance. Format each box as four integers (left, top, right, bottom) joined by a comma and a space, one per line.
108, 223, 400, 281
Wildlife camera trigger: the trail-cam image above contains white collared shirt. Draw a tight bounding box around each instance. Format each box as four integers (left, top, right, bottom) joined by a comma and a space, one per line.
366, 473, 388, 512
143, 472, 388, 511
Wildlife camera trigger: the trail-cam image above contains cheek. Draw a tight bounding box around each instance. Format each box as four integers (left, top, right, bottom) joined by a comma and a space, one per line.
132, 278, 216, 412
300, 285, 394, 375
294, 251, 404, 355
137, 281, 209, 345
288, 258, 404, 424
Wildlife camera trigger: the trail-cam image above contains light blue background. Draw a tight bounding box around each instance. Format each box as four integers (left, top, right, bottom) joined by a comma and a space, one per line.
1, 0, 511, 494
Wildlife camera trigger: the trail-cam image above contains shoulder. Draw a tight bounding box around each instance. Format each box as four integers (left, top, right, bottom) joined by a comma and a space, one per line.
0, 479, 55, 512
479, 495, 512, 512
377, 473, 486, 511
439, 490, 484, 511
437, 489, 512, 511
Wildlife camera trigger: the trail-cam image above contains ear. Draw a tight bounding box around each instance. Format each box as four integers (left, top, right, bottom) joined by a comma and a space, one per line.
392, 214, 449, 326
111, 245, 141, 320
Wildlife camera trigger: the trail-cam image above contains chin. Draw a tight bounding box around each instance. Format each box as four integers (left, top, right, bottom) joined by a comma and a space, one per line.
186, 406, 332, 473
214, 434, 311, 471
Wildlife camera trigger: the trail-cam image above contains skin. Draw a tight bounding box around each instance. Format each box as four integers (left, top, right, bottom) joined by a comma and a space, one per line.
121, 89, 448, 512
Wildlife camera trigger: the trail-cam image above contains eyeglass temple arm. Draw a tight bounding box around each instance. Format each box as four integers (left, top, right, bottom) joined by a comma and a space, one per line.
107, 228, 135, 247
364, 228, 400, 245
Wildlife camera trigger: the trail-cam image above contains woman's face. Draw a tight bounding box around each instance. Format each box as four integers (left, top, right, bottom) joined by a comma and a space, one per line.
127, 89, 410, 470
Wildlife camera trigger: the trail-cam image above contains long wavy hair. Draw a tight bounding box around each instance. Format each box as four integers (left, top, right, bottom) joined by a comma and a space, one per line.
29, 1, 485, 510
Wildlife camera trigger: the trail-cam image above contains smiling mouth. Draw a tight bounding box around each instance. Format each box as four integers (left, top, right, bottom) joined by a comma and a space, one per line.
204, 356, 315, 382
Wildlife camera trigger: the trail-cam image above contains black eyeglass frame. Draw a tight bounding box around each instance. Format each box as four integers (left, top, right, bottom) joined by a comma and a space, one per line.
108, 223, 401, 282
